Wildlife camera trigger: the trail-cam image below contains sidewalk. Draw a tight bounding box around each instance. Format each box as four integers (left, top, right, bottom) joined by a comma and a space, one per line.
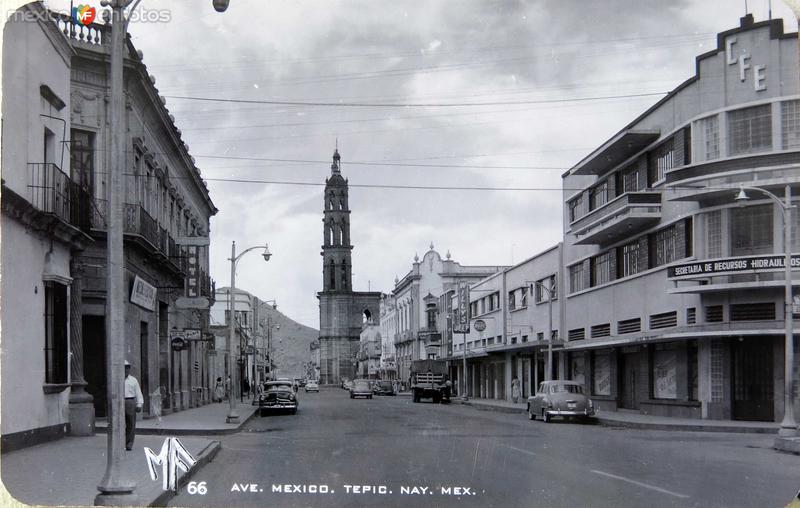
96, 400, 259, 435
1, 402, 257, 507
454, 397, 779, 434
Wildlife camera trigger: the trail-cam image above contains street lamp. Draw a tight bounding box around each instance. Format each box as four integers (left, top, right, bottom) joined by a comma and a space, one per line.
95, 1, 230, 505
226, 241, 271, 423
527, 279, 557, 381
734, 184, 796, 437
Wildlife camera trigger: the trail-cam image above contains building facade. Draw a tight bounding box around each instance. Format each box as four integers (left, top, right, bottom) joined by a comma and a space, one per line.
560, 15, 799, 421
387, 246, 505, 384
317, 150, 381, 385
59, 12, 218, 420
0, 2, 90, 450
444, 245, 564, 401
1, 4, 217, 450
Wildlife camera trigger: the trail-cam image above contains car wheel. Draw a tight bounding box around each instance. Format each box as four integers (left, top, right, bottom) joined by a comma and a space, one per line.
369, 395, 373, 399
350, 394, 354, 399
291, 408, 297, 415
542, 410, 550, 423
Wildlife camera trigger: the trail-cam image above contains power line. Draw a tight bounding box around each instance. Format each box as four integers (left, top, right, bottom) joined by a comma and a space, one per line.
162, 91, 669, 108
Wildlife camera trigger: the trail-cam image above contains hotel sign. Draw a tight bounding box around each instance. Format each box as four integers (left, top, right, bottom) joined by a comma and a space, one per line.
131, 275, 157, 311
453, 282, 470, 333
668, 254, 800, 279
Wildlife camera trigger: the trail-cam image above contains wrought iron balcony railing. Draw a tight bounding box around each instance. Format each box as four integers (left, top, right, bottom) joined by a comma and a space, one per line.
27, 163, 91, 231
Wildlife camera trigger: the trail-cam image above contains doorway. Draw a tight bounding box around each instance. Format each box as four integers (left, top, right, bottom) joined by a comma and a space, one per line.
732, 338, 774, 421
618, 352, 640, 410
82, 315, 107, 417
139, 321, 150, 414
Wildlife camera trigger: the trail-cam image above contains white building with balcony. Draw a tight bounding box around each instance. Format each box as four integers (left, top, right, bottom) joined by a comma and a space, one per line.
560, 14, 798, 421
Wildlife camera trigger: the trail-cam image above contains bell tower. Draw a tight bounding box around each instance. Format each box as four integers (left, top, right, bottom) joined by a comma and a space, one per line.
321, 149, 352, 292
317, 148, 381, 385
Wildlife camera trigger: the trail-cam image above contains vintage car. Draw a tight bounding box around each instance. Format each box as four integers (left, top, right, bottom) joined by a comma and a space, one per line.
527, 380, 595, 423
305, 381, 320, 392
255, 380, 298, 415
372, 380, 395, 396
349, 379, 373, 399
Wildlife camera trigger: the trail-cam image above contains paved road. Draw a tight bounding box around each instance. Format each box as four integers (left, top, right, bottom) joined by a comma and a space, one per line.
170, 388, 800, 508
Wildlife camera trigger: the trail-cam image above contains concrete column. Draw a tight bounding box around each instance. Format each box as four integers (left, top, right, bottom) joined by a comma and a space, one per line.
698, 339, 711, 419
505, 353, 513, 402
68, 259, 95, 436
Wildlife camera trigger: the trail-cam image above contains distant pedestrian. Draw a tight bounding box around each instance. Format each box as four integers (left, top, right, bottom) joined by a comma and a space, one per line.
214, 377, 224, 403
124, 361, 144, 451
511, 376, 521, 404
243, 378, 250, 397
225, 376, 231, 400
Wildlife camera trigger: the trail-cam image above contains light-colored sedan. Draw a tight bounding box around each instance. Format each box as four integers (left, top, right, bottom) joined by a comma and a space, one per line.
527, 380, 595, 423
305, 381, 319, 392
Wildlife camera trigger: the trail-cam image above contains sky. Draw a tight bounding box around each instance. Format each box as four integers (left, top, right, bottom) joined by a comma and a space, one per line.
39, 0, 800, 328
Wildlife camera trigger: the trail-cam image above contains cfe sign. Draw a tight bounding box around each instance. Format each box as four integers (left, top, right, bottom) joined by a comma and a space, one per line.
453, 282, 471, 333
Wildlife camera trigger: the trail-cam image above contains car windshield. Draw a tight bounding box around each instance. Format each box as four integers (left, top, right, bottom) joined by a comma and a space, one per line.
378, 381, 392, 388
267, 383, 293, 391
353, 380, 370, 389
551, 384, 583, 394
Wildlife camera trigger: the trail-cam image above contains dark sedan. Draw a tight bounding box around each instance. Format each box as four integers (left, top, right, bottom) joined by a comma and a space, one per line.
527, 380, 595, 423
255, 381, 298, 416
349, 379, 373, 399
372, 380, 395, 396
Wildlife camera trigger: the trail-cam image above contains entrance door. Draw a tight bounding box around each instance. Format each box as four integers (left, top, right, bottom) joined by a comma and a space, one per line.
619, 352, 639, 410
139, 321, 150, 414
732, 339, 774, 421
82, 315, 107, 417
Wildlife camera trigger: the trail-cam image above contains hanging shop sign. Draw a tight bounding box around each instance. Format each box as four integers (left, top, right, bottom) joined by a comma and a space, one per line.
130, 275, 157, 311
453, 282, 471, 333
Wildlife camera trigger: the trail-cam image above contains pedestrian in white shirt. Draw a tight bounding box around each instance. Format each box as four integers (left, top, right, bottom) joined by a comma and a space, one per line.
124, 361, 144, 451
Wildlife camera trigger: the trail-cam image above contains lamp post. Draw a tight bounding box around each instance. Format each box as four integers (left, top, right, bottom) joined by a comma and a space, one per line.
527, 279, 557, 381
735, 184, 796, 436
226, 241, 271, 423
95, 1, 230, 505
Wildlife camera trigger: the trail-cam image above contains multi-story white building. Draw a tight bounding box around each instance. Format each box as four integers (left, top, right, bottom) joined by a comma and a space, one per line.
560, 14, 798, 421
388, 245, 505, 384
1, 2, 89, 450
1, 3, 217, 450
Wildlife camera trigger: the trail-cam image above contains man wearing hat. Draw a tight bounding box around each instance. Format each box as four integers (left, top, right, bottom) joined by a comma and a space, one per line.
124, 361, 144, 451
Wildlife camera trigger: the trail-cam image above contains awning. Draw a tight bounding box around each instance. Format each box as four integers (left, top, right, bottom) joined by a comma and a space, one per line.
570, 129, 660, 176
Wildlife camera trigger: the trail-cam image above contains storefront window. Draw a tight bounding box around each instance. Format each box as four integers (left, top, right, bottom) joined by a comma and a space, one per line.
652, 345, 678, 399
592, 351, 611, 396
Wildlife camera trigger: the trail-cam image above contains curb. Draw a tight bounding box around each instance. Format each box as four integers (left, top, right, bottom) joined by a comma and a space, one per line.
96, 408, 259, 436
149, 440, 222, 507
774, 437, 800, 455
595, 416, 777, 434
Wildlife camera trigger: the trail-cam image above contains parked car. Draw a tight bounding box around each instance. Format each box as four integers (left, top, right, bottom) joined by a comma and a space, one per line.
527, 380, 594, 423
305, 381, 319, 392
341, 378, 351, 389
255, 380, 298, 416
372, 380, 395, 396
298, 378, 307, 387
349, 379, 373, 399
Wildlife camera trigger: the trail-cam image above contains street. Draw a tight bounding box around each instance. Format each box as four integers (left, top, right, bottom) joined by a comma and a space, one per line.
169, 389, 800, 508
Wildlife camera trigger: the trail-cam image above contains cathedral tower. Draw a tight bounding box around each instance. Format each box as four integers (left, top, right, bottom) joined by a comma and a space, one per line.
321, 149, 352, 292
317, 149, 380, 385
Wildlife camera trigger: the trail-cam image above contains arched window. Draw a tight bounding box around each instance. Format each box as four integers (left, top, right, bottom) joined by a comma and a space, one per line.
338, 224, 344, 245
329, 260, 336, 290
363, 309, 372, 323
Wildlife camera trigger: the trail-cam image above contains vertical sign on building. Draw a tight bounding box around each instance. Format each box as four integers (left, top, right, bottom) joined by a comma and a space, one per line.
186, 246, 198, 297
454, 282, 470, 333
